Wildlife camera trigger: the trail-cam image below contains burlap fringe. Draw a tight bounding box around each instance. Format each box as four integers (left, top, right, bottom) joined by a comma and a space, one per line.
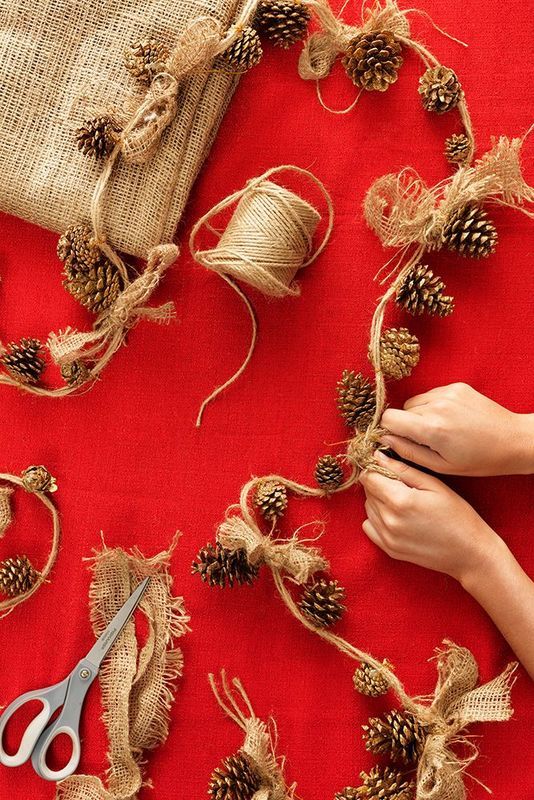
0, 487, 13, 539
210, 671, 295, 800
57, 539, 189, 800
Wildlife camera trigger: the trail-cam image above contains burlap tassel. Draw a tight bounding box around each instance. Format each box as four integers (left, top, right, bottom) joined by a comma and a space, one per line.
209, 671, 295, 800
190, 165, 333, 426
57, 540, 189, 800
0, 487, 13, 539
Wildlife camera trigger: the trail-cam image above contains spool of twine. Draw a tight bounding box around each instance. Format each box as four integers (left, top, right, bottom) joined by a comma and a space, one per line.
190, 165, 334, 426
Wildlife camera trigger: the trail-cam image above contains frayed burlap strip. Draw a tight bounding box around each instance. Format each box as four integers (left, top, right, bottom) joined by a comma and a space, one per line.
0, 487, 13, 539
210, 672, 296, 800
57, 540, 189, 800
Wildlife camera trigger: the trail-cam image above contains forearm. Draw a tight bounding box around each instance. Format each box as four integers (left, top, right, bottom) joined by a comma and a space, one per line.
461, 538, 534, 679
510, 413, 534, 474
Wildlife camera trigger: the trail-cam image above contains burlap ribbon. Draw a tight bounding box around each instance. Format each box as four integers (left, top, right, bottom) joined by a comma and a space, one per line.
0, 487, 12, 538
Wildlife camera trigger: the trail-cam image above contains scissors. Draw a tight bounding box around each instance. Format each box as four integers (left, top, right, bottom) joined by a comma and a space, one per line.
0, 576, 150, 782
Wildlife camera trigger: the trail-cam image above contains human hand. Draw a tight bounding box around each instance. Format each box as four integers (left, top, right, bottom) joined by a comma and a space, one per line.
380, 382, 534, 477
360, 451, 504, 583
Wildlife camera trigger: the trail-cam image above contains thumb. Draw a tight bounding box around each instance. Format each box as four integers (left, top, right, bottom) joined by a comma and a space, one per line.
374, 450, 443, 491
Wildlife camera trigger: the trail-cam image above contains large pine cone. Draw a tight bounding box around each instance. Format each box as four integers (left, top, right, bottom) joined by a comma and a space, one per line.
192, 542, 259, 588
395, 265, 454, 317
441, 202, 498, 258
254, 0, 311, 48
342, 31, 403, 91
353, 659, 394, 698
63, 259, 123, 313
363, 710, 427, 764
76, 115, 122, 160
124, 38, 170, 81
57, 224, 102, 269
209, 751, 262, 800
299, 578, 346, 628
254, 480, 288, 522
337, 371, 376, 430
1, 338, 45, 385
314, 455, 344, 493
0, 555, 39, 597
374, 328, 420, 380
221, 26, 263, 71
419, 66, 462, 114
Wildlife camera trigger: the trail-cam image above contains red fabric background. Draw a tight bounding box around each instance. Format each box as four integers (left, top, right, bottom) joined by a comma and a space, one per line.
0, 1, 532, 797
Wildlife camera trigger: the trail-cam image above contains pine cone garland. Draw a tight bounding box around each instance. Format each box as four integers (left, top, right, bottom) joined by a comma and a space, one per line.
353, 659, 394, 698
395, 265, 454, 317
441, 202, 498, 258
124, 38, 170, 81
209, 751, 262, 800
1, 338, 45, 385
337, 371, 376, 430
363, 710, 427, 764
21, 465, 57, 494
445, 133, 471, 165
355, 766, 415, 799
63, 259, 123, 313
192, 542, 259, 588
254, 0, 311, 48
299, 578, 346, 628
61, 359, 92, 387
254, 480, 288, 522
419, 66, 462, 114
373, 328, 420, 380
342, 31, 403, 91
57, 224, 102, 269
221, 26, 263, 71
315, 455, 344, 493
0, 555, 39, 597
75, 115, 122, 160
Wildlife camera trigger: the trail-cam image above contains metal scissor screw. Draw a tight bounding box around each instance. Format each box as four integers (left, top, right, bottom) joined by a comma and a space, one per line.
79, 668, 91, 680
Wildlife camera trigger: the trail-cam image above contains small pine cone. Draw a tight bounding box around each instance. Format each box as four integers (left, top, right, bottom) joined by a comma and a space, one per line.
57, 224, 102, 269
209, 751, 262, 800
419, 65, 462, 114
441, 202, 498, 258
342, 31, 403, 92
353, 659, 394, 698
396, 265, 454, 317
61, 359, 92, 387
63, 259, 123, 314
192, 542, 259, 588
299, 579, 346, 628
254, 0, 311, 48
124, 38, 170, 81
363, 710, 427, 764
373, 328, 420, 380
314, 455, 344, 493
355, 765, 415, 799
21, 465, 57, 494
0, 555, 39, 598
445, 133, 471, 166
75, 115, 121, 160
221, 26, 263, 71
1, 338, 45, 385
335, 790, 358, 800
254, 480, 288, 522
337, 371, 376, 430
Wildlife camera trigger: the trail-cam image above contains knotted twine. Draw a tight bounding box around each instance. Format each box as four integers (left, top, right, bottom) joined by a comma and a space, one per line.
210, 671, 295, 800
0, 488, 12, 539
57, 540, 189, 800
190, 166, 334, 426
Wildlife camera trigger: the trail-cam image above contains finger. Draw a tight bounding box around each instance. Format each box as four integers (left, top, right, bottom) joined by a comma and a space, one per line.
364, 499, 385, 530
381, 408, 431, 443
374, 451, 443, 490
379, 433, 448, 472
362, 519, 384, 548
361, 467, 413, 503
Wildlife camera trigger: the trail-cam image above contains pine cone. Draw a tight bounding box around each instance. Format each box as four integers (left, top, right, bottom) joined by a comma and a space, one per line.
373, 328, 420, 380
75, 115, 122, 160
337, 371, 376, 430
254, 480, 288, 522
57, 224, 102, 269
314, 455, 344, 493
299, 578, 346, 628
342, 31, 403, 92
353, 659, 394, 698
1, 338, 45, 385
192, 542, 259, 588
395, 265, 454, 317
363, 710, 427, 764
0, 555, 39, 597
445, 133, 471, 165
419, 66, 462, 114
254, 0, 311, 48
124, 38, 170, 81
355, 765, 415, 799
335, 790, 358, 800
61, 359, 92, 387
441, 202, 498, 258
63, 259, 123, 313
21, 465, 57, 494
209, 751, 262, 800
221, 26, 263, 71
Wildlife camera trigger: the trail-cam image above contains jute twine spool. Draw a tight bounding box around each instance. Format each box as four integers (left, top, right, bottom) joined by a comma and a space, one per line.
190, 165, 334, 426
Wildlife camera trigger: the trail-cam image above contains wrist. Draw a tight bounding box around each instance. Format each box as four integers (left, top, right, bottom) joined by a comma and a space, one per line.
459, 533, 515, 597
509, 413, 534, 474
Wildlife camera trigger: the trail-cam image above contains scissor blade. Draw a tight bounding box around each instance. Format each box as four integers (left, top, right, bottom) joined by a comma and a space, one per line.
84, 577, 150, 669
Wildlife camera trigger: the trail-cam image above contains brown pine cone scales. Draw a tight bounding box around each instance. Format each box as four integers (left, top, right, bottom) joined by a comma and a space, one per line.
209, 751, 262, 800
337, 371, 376, 430
419, 66, 462, 114
395, 265, 454, 317
57, 224, 102, 269
192, 542, 259, 588
353, 659, 394, 698
254, 0, 311, 48
75, 115, 122, 160
124, 38, 170, 81
373, 328, 420, 380
61, 359, 92, 387
221, 26, 263, 71
363, 710, 427, 764
63, 259, 123, 314
254, 480, 288, 522
299, 578, 346, 628
1, 338, 45, 385
314, 455, 344, 493
445, 133, 471, 165
21, 465, 57, 493
335, 789, 358, 800
441, 202, 498, 258
0, 555, 39, 597
342, 31, 403, 92
348, 765, 415, 799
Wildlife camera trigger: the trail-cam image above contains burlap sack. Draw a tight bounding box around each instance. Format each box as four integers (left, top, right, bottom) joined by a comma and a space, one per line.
0, 0, 244, 259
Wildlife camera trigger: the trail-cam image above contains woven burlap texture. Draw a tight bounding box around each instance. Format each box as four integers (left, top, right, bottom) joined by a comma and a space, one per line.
56, 541, 189, 800
0, 0, 243, 259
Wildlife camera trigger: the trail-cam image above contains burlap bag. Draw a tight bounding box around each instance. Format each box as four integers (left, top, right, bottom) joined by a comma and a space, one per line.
0, 0, 245, 259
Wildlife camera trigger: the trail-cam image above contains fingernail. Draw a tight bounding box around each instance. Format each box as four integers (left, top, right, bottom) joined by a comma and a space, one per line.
375, 449, 390, 463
